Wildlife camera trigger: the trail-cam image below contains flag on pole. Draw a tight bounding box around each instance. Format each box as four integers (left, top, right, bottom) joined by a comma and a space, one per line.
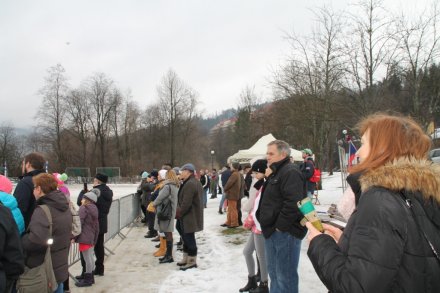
348, 141, 357, 167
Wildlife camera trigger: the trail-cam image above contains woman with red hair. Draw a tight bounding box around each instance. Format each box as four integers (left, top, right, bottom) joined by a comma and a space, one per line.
307, 113, 440, 293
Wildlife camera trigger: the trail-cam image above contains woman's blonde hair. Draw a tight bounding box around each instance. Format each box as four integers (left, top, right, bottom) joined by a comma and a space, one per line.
166, 169, 180, 186
350, 113, 431, 173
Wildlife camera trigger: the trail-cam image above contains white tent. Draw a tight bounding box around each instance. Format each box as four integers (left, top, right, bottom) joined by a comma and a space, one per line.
227, 133, 303, 163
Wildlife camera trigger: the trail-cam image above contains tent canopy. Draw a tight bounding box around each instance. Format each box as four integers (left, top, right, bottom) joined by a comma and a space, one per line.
227, 133, 303, 163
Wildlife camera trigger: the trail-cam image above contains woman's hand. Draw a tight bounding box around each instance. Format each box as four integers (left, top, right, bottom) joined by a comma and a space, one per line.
306, 222, 343, 243
322, 223, 343, 243
306, 222, 322, 242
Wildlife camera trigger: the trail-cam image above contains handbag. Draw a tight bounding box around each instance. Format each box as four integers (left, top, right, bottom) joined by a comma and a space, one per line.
17, 205, 58, 293
157, 185, 173, 221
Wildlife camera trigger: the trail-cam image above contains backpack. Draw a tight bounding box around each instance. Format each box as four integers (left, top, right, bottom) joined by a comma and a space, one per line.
309, 168, 321, 183
69, 201, 81, 237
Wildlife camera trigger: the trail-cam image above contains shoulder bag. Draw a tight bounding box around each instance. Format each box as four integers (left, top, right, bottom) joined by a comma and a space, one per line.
157, 185, 173, 221
17, 205, 58, 293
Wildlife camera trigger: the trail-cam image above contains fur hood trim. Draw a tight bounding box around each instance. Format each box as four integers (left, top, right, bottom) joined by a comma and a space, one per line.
360, 157, 440, 203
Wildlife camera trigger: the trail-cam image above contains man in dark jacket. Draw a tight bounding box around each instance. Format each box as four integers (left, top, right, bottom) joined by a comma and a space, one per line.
256, 140, 306, 293
92, 173, 113, 276
218, 165, 231, 214
0, 203, 24, 293
300, 148, 315, 199
176, 163, 203, 271
13, 152, 46, 229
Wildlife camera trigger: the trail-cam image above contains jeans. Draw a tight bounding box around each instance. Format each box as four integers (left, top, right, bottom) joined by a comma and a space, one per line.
176, 219, 197, 256
265, 231, 302, 293
203, 188, 208, 207
53, 282, 64, 293
219, 193, 226, 210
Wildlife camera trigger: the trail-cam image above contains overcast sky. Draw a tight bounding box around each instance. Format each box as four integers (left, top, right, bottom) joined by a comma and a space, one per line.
0, 0, 431, 128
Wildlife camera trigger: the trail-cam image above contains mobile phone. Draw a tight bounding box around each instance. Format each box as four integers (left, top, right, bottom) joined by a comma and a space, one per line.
322, 219, 346, 230
83, 182, 88, 192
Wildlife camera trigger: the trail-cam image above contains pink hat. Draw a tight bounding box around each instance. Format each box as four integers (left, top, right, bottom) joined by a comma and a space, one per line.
0, 175, 13, 194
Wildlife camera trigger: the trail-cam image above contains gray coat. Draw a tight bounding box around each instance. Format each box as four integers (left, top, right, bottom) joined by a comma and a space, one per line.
153, 180, 178, 233
177, 175, 203, 233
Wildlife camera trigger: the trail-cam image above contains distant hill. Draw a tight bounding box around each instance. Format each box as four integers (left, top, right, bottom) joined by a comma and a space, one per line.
199, 108, 237, 131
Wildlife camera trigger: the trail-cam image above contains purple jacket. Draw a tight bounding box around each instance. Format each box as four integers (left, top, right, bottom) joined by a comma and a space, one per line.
76, 203, 99, 245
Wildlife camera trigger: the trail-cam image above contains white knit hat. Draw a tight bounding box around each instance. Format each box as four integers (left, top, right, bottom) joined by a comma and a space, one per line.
158, 169, 167, 180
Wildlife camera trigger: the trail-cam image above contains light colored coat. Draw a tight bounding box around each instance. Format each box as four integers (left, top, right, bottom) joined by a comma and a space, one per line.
153, 180, 178, 232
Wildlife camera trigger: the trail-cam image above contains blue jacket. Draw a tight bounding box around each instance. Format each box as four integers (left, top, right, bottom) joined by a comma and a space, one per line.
0, 192, 25, 235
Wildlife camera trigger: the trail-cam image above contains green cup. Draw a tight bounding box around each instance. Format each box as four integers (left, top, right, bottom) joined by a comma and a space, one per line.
298, 197, 324, 232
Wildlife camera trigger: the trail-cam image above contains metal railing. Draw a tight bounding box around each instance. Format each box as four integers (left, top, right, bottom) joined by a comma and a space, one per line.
68, 193, 141, 278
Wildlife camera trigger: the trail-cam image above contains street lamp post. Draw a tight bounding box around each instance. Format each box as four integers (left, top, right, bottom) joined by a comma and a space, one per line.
210, 150, 215, 169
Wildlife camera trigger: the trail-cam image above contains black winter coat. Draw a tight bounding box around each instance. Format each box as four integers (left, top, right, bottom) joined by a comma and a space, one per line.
308, 158, 440, 293
94, 184, 113, 234
21, 190, 72, 283
299, 157, 315, 192
13, 169, 45, 229
200, 174, 209, 190
0, 203, 24, 290
256, 157, 307, 239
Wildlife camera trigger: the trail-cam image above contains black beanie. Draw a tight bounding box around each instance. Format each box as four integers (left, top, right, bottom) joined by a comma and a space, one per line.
251, 159, 267, 174
95, 173, 108, 184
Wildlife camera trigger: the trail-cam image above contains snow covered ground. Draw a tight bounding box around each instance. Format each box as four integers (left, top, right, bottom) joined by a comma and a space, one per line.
68, 173, 345, 292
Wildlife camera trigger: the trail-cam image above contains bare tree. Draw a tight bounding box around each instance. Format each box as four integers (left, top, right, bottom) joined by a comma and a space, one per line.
0, 123, 22, 174
85, 73, 117, 167
37, 64, 69, 169
395, 3, 440, 126
157, 69, 199, 166
343, 0, 398, 114
272, 7, 345, 169
64, 88, 91, 166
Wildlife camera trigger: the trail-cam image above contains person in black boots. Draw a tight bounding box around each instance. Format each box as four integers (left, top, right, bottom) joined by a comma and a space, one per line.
144, 170, 159, 238
137, 171, 149, 223
175, 163, 204, 270
92, 173, 113, 276
152, 170, 179, 264
75, 190, 99, 287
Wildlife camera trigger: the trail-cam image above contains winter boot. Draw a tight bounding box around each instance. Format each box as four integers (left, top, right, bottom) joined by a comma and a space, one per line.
155, 243, 160, 248
144, 230, 157, 238
75, 273, 93, 287
177, 252, 188, 266
151, 235, 160, 242
159, 240, 174, 264
249, 281, 269, 293
75, 272, 85, 280
180, 255, 197, 271
153, 237, 167, 257
239, 275, 258, 292
218, 208, 223, 214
